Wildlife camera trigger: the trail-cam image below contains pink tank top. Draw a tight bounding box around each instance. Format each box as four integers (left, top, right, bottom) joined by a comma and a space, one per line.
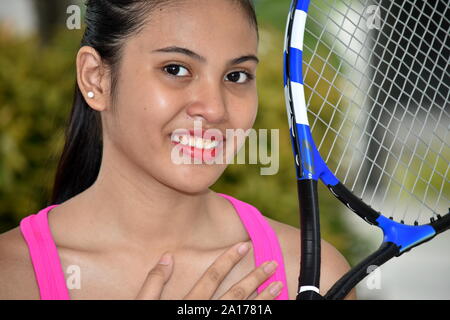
19, 193, 290, 300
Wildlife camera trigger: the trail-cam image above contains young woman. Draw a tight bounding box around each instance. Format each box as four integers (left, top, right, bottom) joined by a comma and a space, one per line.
0, 0, 355, 300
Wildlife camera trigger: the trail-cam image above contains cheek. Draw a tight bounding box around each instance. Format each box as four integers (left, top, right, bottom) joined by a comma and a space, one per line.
116, 76, 178, 139
249, 98, 258, 127
113, 55, 179, 139
223, 96, 258, 156
232, 94, 258, 130
106, 78, 182, 166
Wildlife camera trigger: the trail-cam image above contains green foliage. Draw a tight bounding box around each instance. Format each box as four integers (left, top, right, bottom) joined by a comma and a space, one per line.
0, 28, 82, 232
254, 0, 294, 32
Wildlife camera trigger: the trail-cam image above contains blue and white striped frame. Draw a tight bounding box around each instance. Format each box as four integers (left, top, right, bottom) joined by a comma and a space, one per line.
283, 0, 339, 187
282, 0, 438, 256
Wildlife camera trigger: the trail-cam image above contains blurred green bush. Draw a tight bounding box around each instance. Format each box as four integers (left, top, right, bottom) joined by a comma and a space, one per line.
0, 20, 366, 262
0, 27, 79, 231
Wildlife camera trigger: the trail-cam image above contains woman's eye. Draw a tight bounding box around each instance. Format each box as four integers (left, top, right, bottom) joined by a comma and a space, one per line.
164, 64, 190, 77
226, 71, 254, 84
163, 65, 254, 84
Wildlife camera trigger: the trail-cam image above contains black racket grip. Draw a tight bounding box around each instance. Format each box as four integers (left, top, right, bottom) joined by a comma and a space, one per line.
296, 179, 322, 300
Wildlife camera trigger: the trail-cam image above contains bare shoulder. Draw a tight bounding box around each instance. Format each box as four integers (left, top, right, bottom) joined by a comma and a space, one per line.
265, 217, 357, 300
0, 227, 40, 299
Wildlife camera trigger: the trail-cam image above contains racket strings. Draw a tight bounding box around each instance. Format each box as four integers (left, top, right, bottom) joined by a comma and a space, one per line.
365, 0, 449, 222
300, 0, 449, 225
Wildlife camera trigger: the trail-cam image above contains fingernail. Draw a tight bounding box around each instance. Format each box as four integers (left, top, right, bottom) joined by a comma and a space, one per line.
269, 282, 283, 296
237, 242, 249, 255
263, 261, 278, 274
158, 252, 172, 265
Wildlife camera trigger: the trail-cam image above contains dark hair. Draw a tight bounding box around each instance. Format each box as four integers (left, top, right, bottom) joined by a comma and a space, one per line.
50, 0, 259, 204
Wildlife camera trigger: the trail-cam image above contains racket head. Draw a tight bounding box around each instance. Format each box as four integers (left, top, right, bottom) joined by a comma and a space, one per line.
284, 0, 449, 236
283, 0, 450, 298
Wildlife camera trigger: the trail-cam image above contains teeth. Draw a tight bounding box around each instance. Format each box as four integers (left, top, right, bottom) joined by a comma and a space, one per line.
194, 137, 203, 149
172, 134, 219, 150
180, 135, 188, 144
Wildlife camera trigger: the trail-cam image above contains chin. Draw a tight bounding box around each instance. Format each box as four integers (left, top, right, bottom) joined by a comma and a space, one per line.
168, 165, 223, 195
170, 180, 212, 195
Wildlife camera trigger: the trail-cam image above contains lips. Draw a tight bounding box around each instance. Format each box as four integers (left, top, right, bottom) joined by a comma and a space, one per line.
169, 128, 225, 162
171, 139, 223, 162
170, 128, 226, 142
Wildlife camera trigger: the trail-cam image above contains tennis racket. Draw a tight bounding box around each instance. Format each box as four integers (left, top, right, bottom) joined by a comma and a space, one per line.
283, 0, 450, 300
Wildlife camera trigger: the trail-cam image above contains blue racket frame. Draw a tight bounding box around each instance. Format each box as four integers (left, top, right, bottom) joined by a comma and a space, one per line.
283, 0, 450, 300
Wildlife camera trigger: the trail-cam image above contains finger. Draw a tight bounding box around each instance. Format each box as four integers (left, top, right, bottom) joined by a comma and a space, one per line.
253, 281, 284, 300
218, 260, 278, 300
135, 252, 174, 300
184, 241, 251, 300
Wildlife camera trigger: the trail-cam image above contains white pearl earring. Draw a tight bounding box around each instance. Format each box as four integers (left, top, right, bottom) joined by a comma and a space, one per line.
87, 91, 95, 99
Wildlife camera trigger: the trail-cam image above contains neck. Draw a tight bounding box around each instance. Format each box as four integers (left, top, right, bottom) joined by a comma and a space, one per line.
57, 150, 217, 255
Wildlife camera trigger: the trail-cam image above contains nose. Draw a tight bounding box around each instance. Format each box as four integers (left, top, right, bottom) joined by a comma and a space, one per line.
186, 80, 228, 124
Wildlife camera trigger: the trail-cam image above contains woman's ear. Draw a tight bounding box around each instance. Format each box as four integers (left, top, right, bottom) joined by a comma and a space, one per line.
76, 46, 112, 112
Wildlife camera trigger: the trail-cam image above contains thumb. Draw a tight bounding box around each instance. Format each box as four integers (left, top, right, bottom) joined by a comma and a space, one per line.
135, 252, 174, 300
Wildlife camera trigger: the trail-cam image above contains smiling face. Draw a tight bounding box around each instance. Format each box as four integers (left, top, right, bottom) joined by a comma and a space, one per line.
98, 0, 259, 194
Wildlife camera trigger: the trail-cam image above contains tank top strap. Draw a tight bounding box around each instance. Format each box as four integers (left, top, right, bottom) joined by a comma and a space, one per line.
217, 193, 290, 300
19, 205, 70, 300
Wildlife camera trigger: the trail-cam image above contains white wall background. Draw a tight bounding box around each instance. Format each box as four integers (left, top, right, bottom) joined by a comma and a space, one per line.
0, 0, 36, 35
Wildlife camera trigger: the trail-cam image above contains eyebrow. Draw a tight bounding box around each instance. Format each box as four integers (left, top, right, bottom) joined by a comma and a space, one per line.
152, 46, 259, 65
